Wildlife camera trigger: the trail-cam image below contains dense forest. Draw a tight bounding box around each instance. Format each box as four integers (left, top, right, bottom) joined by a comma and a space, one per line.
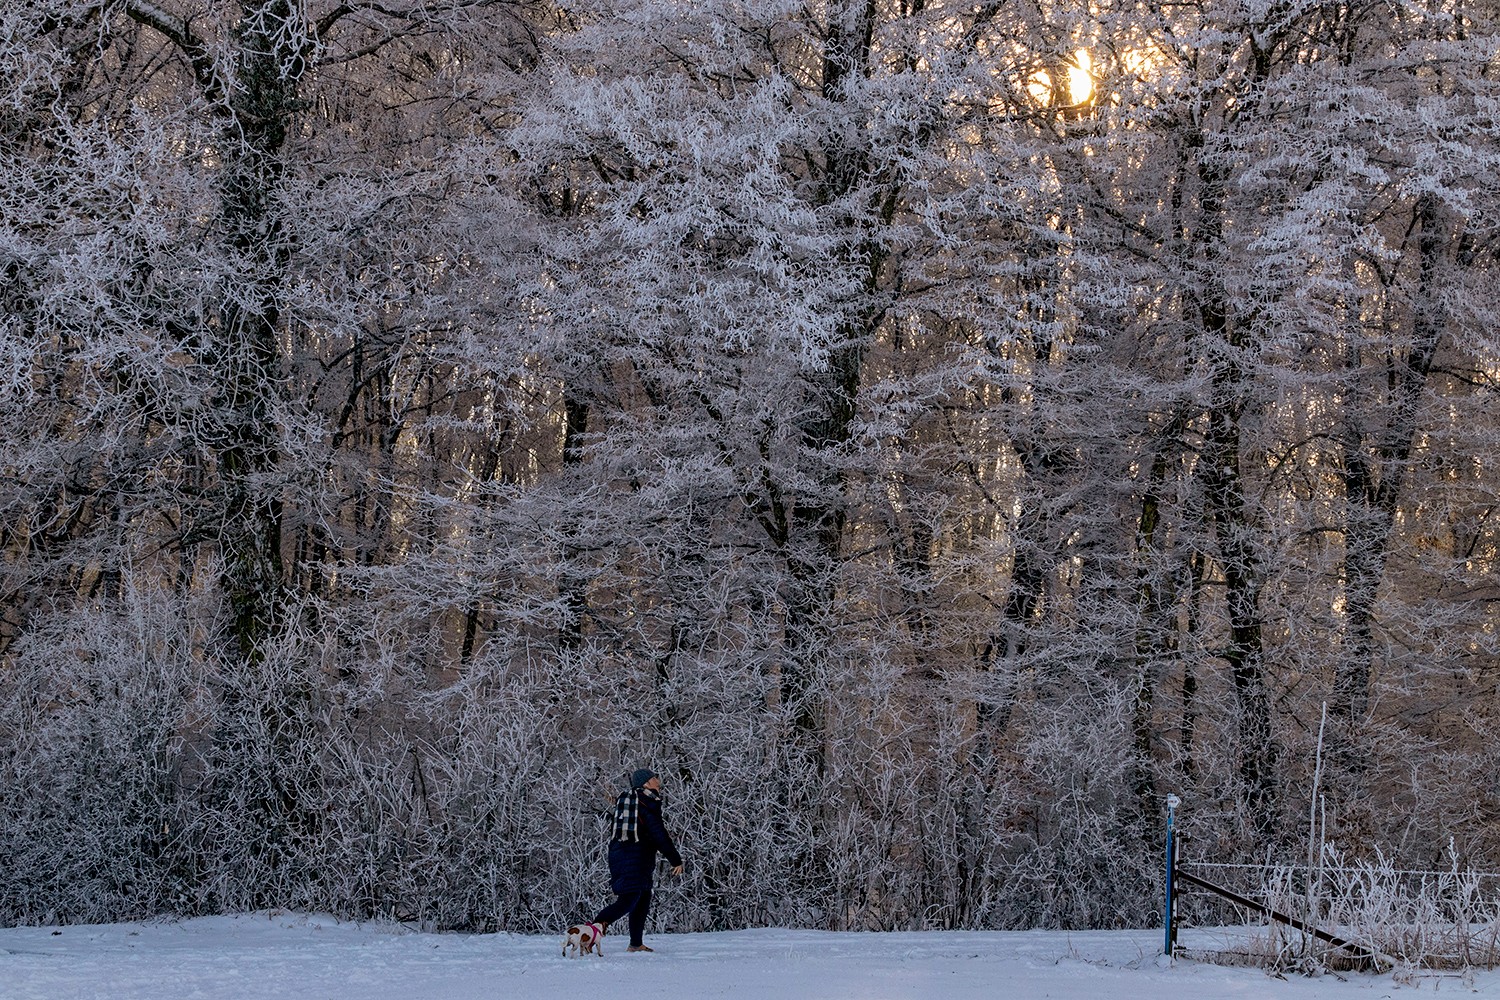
2, 0, 1498, 933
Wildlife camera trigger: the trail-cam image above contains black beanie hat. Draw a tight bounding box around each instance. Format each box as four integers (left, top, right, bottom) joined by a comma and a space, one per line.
631, 768, 656, 789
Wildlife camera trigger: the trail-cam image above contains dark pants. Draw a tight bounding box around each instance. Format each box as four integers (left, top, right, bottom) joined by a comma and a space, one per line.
595, 888, 652, 947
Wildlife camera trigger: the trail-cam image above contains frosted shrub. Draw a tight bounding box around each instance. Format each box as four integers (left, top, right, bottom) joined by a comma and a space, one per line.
1321, 848, 1500, 972
0, 592, 207, 924
1231, 847, 1500, 973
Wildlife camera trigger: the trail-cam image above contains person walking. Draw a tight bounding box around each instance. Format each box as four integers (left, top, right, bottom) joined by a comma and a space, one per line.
594, 768, 684, 953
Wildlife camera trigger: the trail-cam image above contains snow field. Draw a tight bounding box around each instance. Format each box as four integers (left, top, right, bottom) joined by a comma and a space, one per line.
2, 913, 1480, 1000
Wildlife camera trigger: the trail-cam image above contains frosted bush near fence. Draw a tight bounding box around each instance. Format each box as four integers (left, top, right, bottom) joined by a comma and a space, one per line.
1231, 847, 1500, 973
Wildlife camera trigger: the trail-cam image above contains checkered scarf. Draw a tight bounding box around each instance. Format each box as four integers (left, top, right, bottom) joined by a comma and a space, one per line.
611, 787, 660, 843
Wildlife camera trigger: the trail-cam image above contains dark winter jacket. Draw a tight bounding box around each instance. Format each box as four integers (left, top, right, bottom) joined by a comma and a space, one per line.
608, 791, 682, 894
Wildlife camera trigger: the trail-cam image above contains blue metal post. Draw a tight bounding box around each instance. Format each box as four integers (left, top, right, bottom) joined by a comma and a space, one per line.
1164, 793, 1180, 957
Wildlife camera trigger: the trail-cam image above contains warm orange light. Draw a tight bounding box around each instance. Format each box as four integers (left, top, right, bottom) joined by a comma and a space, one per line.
1068, 49, 1093, 105
1027, 49, 1095, 107
1121, 46, 1164, 79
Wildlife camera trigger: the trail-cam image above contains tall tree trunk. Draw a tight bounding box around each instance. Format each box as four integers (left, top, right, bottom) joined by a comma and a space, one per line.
1194, 148, 1279, 838
1129, 423, 1188, 822
1333, 193, 1450, 741
777, 0, 885, 760
125, 0, 314, 899
557, 394, 591, 653
127, 0, 308, 663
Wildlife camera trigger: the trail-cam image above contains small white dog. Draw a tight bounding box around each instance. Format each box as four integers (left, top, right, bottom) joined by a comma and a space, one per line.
563, 921, 605, 957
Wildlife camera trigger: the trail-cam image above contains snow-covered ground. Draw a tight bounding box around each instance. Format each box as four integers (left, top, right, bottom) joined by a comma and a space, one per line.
1, 912, 1488, 999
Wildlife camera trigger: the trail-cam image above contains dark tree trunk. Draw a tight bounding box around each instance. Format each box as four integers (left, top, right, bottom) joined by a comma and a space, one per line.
1333, 193, 1449, 740
1194, 149, 1279, 839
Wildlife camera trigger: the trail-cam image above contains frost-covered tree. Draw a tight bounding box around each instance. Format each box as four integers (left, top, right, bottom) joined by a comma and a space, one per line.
1, 0, 1498, 933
